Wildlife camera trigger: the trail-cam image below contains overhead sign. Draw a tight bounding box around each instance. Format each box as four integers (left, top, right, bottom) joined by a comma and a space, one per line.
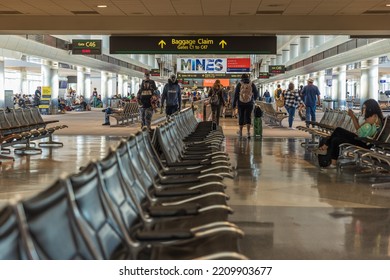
269, 65, 285, 74
72, 39, 102, 55
203, 79, 230, 87
177, 73, 243, 79
177, 58, 226, 73
258, 72, 270, 79
110, 36, 276, 54
150, 68, 161, 76
227, 58, 251, 72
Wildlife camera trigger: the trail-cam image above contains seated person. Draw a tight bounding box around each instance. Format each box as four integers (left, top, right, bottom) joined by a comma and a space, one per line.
58, 98, 66, 112
95, 95, 103, 108
102, 107, 113, 125
18, 96, 26, 108
315, 99, 383, 168
79, 96, 88, 111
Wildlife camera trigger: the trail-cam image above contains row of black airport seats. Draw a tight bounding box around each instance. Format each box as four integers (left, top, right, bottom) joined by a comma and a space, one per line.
298, 108, 390, 186
297, 108, 361, 149
338, 115, 390, 188
0, 108, 247, 260
256, 101, 288, 127
0, 107, 67, 161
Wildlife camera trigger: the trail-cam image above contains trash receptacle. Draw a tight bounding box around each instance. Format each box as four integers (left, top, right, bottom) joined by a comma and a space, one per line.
50, 105, 58, 115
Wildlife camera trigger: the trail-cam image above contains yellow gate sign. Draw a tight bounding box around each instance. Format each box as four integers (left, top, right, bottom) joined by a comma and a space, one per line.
39, 86, 52, 114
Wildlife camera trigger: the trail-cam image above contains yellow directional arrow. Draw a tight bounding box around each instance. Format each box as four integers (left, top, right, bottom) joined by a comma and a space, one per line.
219, 40, 227, 49
158, 40, 166, 49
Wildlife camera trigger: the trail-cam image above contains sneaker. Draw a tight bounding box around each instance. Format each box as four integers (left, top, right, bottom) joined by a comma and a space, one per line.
102, 122, 110, 126
327, 164, 337, 169
288, 127, 296, 130
247, 133, 251, 139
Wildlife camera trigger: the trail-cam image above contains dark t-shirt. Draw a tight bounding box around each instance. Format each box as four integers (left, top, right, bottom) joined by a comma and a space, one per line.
137, 79, 157, 108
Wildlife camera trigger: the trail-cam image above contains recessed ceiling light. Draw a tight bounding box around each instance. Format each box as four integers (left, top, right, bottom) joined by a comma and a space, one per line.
386, 4, 390, 7
97, 5, 107, 8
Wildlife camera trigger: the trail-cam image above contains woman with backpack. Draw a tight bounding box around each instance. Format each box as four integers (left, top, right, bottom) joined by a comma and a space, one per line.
208, 80, 225, 130
233, 73, 259, 139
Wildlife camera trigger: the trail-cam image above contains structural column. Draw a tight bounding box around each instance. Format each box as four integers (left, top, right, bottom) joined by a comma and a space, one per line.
100, 71, 108, 107
282, 49, 290, 64
332, 65, 347, 108
276, 54, 283, 65
270, 57, 276, 66
290, 43, 299, 60
107, 73, 115, 99
0, 59, 4, 107
50, 62, 59, 101
41, 63, 51, 88
122, 75, 129, 97
299, 36, 310, 55
317, 71, 326, 98
292, 76, 299, 89
77, 66, 85, 97
42, 61, 59, 104
20, 67, 28, 95
117, 74, 124, 97
313, 35, 325, 48
131, 54, 140, 61
360, 58, 379, 103
140, 55, 148, 65
84, 69, 91, 101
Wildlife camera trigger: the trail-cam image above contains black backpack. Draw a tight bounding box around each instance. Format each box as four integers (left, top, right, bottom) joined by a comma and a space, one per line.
254, 106, 263, 118
317, 137, 331, 167
318, 154, 332, 167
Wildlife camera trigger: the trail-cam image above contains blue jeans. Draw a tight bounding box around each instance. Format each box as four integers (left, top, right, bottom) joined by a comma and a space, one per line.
285, 105, 296, 128
104, 107, 112, 123
140, 107, 154, 128
305, 105, 316, 127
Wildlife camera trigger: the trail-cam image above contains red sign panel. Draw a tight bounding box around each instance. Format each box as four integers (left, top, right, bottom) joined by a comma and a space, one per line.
227, 58, 251, 72
203, 79, 230, 87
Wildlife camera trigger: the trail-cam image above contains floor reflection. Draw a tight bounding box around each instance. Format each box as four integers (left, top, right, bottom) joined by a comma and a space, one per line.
2, 131, 390, 259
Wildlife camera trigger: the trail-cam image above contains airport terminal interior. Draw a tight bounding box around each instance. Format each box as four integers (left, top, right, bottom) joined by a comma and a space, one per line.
2, 0, 390, 260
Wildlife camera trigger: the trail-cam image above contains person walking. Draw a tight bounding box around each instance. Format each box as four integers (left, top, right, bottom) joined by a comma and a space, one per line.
161, 74, 181, 117
301, 78, 321, 128
284, 82, 305, 129
233, 74, 259, 139
263, 89, 271, 103
208, 80, 225, 130
137, 72, 158, 130
274, 84, 284, 112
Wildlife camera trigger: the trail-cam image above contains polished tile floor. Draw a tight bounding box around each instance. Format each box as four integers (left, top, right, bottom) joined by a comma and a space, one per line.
1, 109, 390, 259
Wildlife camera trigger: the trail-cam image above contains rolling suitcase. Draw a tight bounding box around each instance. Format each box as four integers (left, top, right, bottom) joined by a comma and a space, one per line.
224, 106, 233, 118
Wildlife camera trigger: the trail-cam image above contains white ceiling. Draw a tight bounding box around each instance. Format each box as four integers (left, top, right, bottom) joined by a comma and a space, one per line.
0, 0, 387, 16
0, 0, 390, 35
